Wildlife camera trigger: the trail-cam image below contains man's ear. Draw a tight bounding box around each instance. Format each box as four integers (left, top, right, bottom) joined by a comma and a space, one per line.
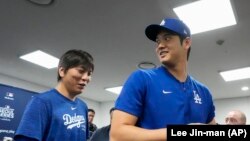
184, 37, 192, 50
58, 67, 65, 78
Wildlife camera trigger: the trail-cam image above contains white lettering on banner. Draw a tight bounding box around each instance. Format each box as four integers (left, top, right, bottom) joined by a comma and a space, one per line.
4, 92, 14, 101
63, 113, 85, 130
0, 129, 15, 134
0, 105, 15, 121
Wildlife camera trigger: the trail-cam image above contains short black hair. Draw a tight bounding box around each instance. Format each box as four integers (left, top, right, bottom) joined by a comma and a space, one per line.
57, 49, 94, 81
88, 108, 95, 113
109, 107, 115, 114
179, 35, 191, 61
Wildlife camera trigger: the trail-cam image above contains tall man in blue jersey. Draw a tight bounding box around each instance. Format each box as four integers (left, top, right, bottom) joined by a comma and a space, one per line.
14, 49, 94, 141
110, 18, 217, 141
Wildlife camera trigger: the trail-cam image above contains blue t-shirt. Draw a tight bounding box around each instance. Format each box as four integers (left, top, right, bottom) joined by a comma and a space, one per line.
115, 66, 215, 129
14, 89, 89, 141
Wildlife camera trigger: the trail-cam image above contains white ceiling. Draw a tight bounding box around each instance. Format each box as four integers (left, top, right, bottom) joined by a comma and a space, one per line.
0, 0, 250, 102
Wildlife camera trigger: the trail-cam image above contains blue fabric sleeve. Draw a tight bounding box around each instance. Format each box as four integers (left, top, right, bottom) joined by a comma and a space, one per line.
14, 97, 49, 140
205, 88, 215, 123
115, 70, 147, 117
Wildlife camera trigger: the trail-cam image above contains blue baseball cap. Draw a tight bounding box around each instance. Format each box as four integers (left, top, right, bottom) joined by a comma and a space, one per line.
145, 18, 191, 42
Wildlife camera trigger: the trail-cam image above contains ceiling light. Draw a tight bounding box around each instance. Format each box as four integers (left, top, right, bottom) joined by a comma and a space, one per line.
20, 50, 59, 69
241, 86, 249, 91
105, 86, 123, 95
219, 67, 250, 82
173, 0, 237, 34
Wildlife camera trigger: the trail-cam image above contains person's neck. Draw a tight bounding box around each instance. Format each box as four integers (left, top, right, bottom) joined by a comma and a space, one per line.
55, 82, 76, 101
164, 61, 188, 82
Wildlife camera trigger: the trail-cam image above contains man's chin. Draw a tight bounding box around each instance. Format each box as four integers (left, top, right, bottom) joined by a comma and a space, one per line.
73, 89, 83, 95
160, 60, 168, 64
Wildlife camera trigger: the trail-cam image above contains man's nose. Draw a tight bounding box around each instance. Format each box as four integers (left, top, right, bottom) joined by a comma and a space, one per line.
156, 41, 165, 49
81, 73, 91, 82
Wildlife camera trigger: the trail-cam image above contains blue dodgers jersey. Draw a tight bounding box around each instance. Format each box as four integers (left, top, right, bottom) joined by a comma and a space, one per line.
15, 89, 89, 141
115, 66, 215, 129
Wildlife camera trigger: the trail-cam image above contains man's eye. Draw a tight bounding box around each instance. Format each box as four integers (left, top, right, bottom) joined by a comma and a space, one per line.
77, 69, 84, 74
164, 36, 171, 41
88, 71, 93, 76
156, 39, 160, 44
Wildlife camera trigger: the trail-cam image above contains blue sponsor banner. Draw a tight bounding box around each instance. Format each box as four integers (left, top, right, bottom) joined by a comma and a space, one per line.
0, 83, 38, 140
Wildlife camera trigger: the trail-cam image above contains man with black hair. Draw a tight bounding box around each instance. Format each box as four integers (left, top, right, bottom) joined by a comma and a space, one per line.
110, 18, 217, 141
14, 49, 94, 141
88, 108, 98, 138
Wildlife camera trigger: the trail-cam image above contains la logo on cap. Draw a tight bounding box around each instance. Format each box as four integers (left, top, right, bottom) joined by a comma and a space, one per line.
160, 20, 165, 26
184, 30, 187, 35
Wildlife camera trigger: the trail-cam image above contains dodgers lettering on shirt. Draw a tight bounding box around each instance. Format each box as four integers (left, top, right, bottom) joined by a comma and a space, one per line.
63, 113, 85, 129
